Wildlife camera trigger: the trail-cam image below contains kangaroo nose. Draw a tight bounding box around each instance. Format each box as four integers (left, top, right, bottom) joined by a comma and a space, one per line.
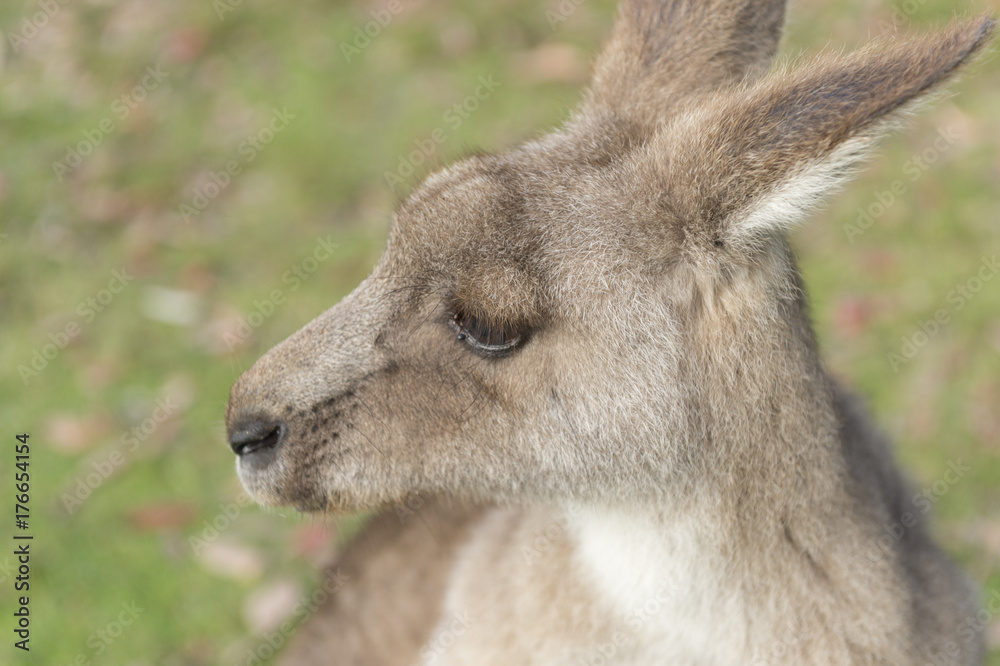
229, 420, 286, 457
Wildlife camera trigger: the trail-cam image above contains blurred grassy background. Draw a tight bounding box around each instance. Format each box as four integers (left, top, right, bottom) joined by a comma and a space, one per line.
0, 0, 998, 663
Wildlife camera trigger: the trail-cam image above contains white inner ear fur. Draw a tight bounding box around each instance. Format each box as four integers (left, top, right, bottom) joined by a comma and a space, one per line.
727, 133, 878, 246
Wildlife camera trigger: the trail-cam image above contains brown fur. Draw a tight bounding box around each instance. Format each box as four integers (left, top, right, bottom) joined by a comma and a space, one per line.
226, 1, 995, 663
277, 501, 483, 666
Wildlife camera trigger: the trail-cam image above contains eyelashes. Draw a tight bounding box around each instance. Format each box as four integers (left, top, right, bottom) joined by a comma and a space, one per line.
449, 309, 523, 357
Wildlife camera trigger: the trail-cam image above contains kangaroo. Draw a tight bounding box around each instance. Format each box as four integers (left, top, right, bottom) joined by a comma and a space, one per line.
226, 1, 995, 664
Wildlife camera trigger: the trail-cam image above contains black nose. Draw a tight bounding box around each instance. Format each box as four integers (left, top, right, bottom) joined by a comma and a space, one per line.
229, 420, 286, 456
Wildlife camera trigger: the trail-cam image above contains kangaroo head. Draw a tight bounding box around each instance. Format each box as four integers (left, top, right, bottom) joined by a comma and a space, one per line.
226, 0, 994, 513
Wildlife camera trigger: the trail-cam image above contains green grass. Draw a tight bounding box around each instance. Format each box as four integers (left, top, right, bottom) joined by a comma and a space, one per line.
1, 0, 999, 663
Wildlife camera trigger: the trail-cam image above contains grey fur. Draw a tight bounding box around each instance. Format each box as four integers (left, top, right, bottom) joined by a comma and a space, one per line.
227, 2, 995, 663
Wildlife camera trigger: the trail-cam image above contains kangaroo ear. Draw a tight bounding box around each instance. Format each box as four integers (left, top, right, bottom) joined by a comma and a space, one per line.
585, 0, 787, 127
658, 16, 996, 253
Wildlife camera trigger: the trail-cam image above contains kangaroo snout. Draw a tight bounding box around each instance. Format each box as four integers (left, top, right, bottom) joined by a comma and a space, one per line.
225, 273, 416, 510
226, 339, 372, 510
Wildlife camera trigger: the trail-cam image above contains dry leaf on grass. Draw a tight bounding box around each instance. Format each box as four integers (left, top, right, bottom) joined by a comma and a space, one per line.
196, 540, 266, 582
243, 579, 304, 634
833, 296, 873, 340
510, 44, 588, 84
128, 502, 197, 531
293, 522, 339, 565
44, 412, 114, 453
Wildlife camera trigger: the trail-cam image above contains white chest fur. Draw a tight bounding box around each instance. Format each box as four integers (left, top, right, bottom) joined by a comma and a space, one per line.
567, 506, 753, 665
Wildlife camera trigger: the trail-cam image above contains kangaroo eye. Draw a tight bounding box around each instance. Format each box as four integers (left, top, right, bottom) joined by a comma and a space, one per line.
450, 310, 521, 356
